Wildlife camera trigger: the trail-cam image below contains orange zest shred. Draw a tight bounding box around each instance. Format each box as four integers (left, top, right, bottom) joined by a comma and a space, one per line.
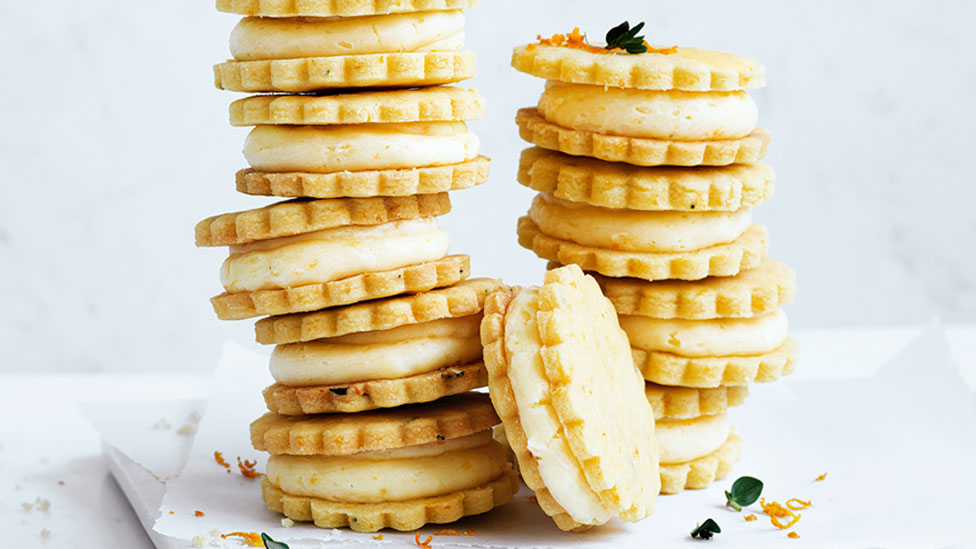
533, 27, 677, 55
194, 510, 204, 517
464, 529, 475, 536
372, 534, 384, 540
221, 532, 264, 547
814, 473, 827, 482
237, 456, 263, 479
786, 498, 812, 510
214, 451, 230, 468
434, 529, 460, 536
415, 532, 433, 548
760, 498, 801, 529
788, 531, 800, 539
744, 514, 758, 522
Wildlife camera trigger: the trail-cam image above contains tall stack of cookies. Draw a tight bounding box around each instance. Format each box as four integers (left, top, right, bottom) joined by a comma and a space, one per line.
511, 27, 797, 494
197, 0, 518, 532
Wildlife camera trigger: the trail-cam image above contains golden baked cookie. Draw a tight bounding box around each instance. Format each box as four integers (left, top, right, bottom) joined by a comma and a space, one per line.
214, 52, 476, 93
519, 217, 767, 281
211, 255, 469, 320
255, 278, 500, 344
660, 432, 742, 494
517, 108, 770, 167
230, 86, 485, 126
481, 266, 659, 532
519, 147, 774, 211
262, 362, 487, 415
645, 383, 748, 420
218, 0, 480, 17
633, 337, 799, 388
235, 156, 489, 199
195, 193, 449, 247
512, 43, 764, 91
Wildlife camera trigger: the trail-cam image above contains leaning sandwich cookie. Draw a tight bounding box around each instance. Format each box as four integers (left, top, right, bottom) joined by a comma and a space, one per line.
251, 393, 519, 532
480, 264, 659, 531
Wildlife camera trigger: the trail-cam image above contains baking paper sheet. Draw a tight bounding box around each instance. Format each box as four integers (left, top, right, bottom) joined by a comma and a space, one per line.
142, 323, 974, 548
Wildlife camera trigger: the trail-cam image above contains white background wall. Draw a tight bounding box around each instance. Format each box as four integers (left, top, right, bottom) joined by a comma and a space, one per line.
1, 0, 974, 373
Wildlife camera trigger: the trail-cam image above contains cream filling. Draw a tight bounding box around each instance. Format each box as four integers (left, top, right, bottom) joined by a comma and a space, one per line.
266, 440, 507, 503
656, 413, 732, 464
504, 288, 611, 526
349, 431, 492, 460
270, 315, 483, 386
537, 82, 758, 140
219, 218, 448, 292
244, 122, 481, 173
621, 310, 789, 358
229, 10, 466, 60
529, 193, 752, 253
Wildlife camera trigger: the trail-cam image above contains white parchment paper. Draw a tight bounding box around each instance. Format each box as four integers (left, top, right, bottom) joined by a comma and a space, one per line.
149, 324, 976, 548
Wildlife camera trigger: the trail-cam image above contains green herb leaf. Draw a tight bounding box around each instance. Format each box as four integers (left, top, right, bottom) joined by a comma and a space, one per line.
261, 533, 290, 549
690, 518, 721, 540
725, 476, 764, 511
605, 21, 648, 54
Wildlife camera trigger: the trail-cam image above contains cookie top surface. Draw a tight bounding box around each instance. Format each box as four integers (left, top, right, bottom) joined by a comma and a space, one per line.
195, 193, 450, 247
230, 86, 485, 126
250, 392, 498, 456
255, 278, 501, 344
512, 43, 765, 91
217, 0, 479, 17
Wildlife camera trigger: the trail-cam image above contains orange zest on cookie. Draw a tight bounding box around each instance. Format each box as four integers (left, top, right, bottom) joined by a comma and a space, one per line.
788, 531, 800, 539
786, 498, 812, 510
221, 532, 264, 547
434, 529, 460, 536
214, 451, 230, 468
744, 514, 758, 521
760, 498, 801, 529
237, 456, 263, 478
194, 510, 204, 517
533, 27, 677, 55
814, 473, 827, 482
415, 532, 433, 548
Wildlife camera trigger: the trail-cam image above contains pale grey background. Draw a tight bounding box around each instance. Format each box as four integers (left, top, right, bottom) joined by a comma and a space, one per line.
1, 0, 974, 372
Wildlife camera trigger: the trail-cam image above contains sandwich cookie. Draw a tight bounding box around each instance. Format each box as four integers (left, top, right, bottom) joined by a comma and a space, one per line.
252, 393, 519, 532
215, 11, 476, 91
655, 413, 742, 494
518, 193, 768, 281
231, 87, 490, 199
257, 279, 501, 414
481, 265, 659, 531
218, 0, 480, 20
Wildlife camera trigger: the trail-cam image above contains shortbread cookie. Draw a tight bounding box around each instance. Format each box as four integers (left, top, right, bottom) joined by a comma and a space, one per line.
236, 156, 490, 199
251, 392, 498, 456
511, 43, 764, 91
591, 258, 795, 319
214, 52, 477, 92
263, 362, 487, 415
195, 194, 450, 247
518, 217, 767, 281
255, 278, 500, 345
230, 87, 485, 126
660, 432, 742, 494
519, 147, 774, 211
633, 337, 798, 388
517, 108, 770, 167
261, 471, 518, 533
481, 266, 659, 531
211, 255, 468, 320
645, 383, 748, 421
218, 0, 479, 17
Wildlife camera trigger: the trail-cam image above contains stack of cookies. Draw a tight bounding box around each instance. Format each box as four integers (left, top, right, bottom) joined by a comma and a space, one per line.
198, 0, 519, 531
511, 30, 797, 494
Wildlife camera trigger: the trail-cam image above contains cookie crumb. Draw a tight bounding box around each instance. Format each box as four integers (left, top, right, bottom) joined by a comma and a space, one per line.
281, 518, 294, 528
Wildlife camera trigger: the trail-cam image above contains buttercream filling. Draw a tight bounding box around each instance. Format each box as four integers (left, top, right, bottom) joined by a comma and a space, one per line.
219, 218, 448, 292
656, 413, 732, 464
529, 193, 752, 253
270, 315, 483, 386
230, 10, 466, 60
621, 309, 789, 358
504, 288, 611, 526
266, 440, 507, 503
244, 122, 481, 173
537, 82, 758, 140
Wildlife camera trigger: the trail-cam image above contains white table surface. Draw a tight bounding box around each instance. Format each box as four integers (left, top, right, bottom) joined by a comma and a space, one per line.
2, 323, 974, 549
